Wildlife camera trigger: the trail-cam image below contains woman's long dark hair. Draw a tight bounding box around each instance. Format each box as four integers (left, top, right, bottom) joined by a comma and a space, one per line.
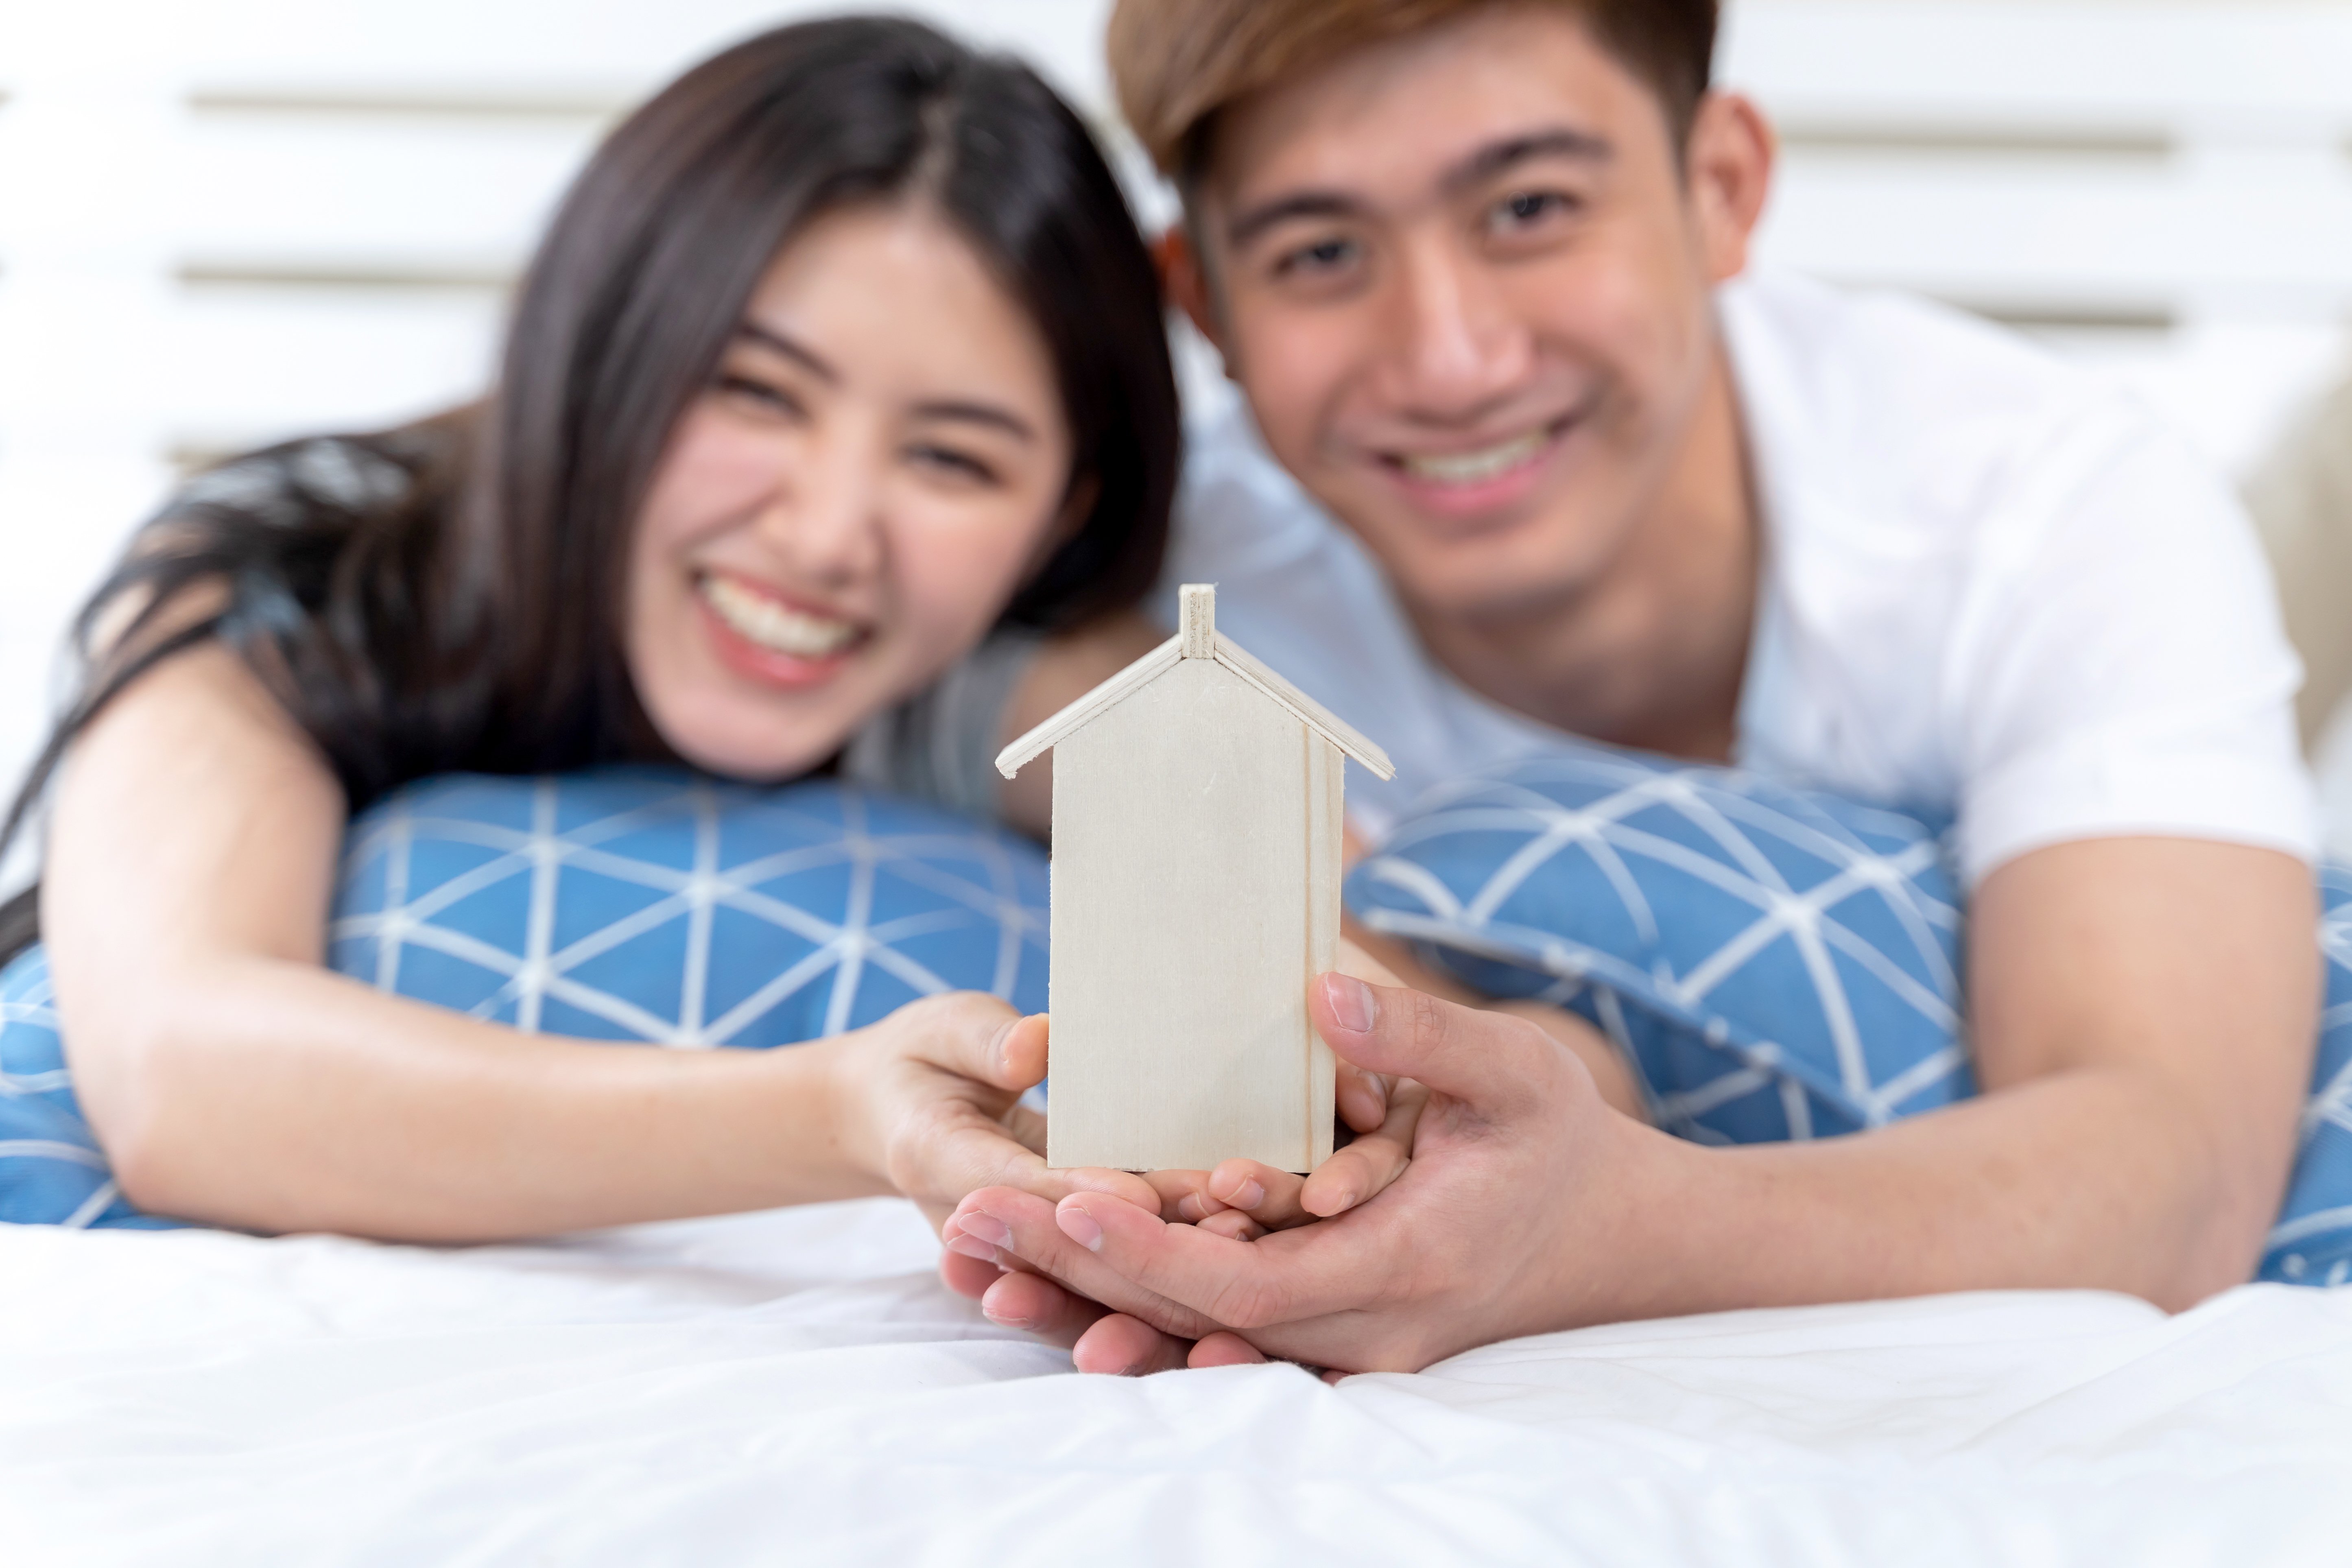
0, 17, 1179, 963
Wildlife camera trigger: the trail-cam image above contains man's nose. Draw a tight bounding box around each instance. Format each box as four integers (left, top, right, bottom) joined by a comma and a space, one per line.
756, 425, 887, 585
1380, 237, 1532, 420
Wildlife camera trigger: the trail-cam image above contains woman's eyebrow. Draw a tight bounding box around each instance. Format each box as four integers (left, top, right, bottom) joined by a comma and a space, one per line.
911, 400, 1036, 442
735, 320, 1033, 441
734, 321, 838, 383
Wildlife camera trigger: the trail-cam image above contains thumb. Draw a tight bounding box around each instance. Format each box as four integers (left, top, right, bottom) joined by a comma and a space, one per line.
902, 995, 1048, 1094
1308, 974, 1548, 1111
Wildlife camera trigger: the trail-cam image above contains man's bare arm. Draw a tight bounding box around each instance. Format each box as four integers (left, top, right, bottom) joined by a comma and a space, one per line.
1693, 835, 2315, 1310
950, 836, 2318, 1371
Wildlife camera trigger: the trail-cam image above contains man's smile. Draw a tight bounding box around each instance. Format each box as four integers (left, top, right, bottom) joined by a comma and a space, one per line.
1369, 413, 1580, 519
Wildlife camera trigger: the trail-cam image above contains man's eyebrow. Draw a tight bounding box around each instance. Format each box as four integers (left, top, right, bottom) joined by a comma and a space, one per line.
1441, 127, 1615, 194
1223, 128, 1615, 249
733, 321, 837, 383
910, 400, 1036, 442
1225, 192, 1368, 251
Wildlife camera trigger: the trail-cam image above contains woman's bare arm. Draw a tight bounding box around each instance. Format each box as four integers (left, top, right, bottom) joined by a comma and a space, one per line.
43, 644, 1068, 1240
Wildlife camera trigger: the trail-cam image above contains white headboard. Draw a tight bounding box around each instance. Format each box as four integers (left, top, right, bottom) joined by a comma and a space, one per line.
2, 0, 2348, 871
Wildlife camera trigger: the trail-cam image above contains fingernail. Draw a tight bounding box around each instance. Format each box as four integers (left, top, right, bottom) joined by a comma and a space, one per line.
1326, 975, 1377, 1034
959, 1214, 1012, 1249
1230, 1178, 1266, 1210
987, 1017, 1020, 1073
944, 1232, 1000, 1264
1057, 1205, 1105, 1252
981, 1300, 1036, 1329
1177, 1194, 1208, 1222
1330, 1189, 1358, 1212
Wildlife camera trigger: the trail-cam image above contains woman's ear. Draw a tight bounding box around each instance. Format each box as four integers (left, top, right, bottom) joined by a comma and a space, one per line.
1683, 92, 1776, 286
1154, 226, 1227, 359
1029, 472, 1100, 571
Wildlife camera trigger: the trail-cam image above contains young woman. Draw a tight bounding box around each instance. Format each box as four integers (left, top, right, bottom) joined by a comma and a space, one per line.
0, 17, 1195, 1243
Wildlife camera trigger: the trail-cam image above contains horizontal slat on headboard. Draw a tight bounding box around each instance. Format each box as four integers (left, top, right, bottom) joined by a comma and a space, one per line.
4, 0, 2351, 881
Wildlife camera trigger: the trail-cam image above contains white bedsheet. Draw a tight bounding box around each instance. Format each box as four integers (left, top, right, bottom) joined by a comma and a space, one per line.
2, 1201, 2347, 1566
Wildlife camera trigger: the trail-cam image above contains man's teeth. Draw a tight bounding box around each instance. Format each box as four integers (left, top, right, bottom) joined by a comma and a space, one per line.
701, 575, 861, 658
1398, 430, 1550, 485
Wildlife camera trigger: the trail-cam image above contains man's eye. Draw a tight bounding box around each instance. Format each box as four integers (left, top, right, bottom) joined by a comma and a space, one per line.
1489, 190, 1577, 234
1273, 236, 1361, 279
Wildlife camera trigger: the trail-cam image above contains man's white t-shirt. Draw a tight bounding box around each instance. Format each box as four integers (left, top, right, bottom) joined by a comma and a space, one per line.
1161, 269, 2319, 887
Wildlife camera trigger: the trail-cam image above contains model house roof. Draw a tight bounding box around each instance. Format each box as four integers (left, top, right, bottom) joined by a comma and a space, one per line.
994, 584, 1397, 781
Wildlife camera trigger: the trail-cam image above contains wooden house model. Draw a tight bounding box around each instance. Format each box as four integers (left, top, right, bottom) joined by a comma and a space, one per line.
995, 585, 1395, 1173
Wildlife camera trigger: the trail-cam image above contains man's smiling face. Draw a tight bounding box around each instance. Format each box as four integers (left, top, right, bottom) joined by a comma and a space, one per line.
1188, 4, 1756, 622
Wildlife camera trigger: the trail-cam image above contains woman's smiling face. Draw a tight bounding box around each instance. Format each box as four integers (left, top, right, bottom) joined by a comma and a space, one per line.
625, 201, 1075, 779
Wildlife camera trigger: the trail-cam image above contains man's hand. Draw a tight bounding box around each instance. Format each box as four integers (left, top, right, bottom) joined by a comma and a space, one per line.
948, 839, 2319, 1373
947, 974, 1657, 1374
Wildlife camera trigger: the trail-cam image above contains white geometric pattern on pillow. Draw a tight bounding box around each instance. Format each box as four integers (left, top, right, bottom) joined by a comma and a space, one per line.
0, 770, 1050, 1231
330, 770, 1050, 1047
2265, 863, 2352, 1285
1346, 746, 1973, 1147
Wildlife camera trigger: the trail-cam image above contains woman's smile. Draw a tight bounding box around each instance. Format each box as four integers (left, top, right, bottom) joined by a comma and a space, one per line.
694, 569, 869, 689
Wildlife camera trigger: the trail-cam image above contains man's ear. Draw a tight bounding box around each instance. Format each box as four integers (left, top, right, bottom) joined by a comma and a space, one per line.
1682, 92, 1775, 285
1154, 225, 1230, 365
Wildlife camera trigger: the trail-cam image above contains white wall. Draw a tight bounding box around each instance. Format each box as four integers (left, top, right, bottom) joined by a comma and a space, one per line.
4, 0, 2350, 886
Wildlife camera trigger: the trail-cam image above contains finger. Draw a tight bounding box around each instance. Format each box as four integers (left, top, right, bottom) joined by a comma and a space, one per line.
1047, 1188, 1380, 1335
1205, 1160, 1309, 1228
952, 1188, 1225, 1342
908, 1110, 1159, 1217
1072, 1312, 1192, 1376
1311, 975, 1553, 1111
904, 1103, 1053, 1211
1059, 1166, 1170, 1214
1330, 940, 1403, 1130
980, 1269, 1107, 1349
938, 1240, 1006, 1300
1336, 1061, 1388, 1133
1002, 1101, 1048, 1157
1300, 1077, 1428, 1218
902, 994, 1046, 1093
1188, 1332, 1269, 1369
1198, 1210, 1264, 1242
1131, 1167, 1226, 1223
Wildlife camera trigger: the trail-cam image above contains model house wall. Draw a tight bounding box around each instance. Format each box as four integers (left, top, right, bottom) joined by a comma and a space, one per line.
999, 586, 1392, 1172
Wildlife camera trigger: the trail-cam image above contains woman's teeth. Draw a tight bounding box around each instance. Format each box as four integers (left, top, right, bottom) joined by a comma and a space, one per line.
701, 574, 861, 658
1398, 428, 1551, 485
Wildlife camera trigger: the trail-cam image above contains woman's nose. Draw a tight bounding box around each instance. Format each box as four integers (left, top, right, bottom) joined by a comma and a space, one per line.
756, 424, 887, 586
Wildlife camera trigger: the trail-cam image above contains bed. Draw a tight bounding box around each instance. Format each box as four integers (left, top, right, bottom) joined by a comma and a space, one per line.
5, 1199, 2346, 1564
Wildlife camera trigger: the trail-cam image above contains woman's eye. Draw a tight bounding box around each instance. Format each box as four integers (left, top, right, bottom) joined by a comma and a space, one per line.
717, 373, 804, 418
1488, 190, 1578, 236
907, 444, 998, 485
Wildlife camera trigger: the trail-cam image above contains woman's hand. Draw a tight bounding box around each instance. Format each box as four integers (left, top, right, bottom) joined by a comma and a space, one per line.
946, 974, 1653, 1375
824, 993, 1161, 1234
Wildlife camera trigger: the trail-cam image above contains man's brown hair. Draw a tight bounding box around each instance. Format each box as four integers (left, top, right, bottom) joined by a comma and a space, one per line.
1109, 0, 1719, 185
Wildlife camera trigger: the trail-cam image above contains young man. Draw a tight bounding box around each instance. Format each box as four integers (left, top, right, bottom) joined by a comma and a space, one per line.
944, 0, 2323, 1375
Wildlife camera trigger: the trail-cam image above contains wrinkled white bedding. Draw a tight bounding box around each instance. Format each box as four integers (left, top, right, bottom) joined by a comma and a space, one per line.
2, 1201, 2348, 1566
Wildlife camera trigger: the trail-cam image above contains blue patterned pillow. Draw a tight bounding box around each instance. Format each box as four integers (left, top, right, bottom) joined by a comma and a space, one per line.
1347, 745, 1973, 1146
1345, 741, 2352, 1286
2270, 864, 2352, 1287
0, 769, 1049, 1229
